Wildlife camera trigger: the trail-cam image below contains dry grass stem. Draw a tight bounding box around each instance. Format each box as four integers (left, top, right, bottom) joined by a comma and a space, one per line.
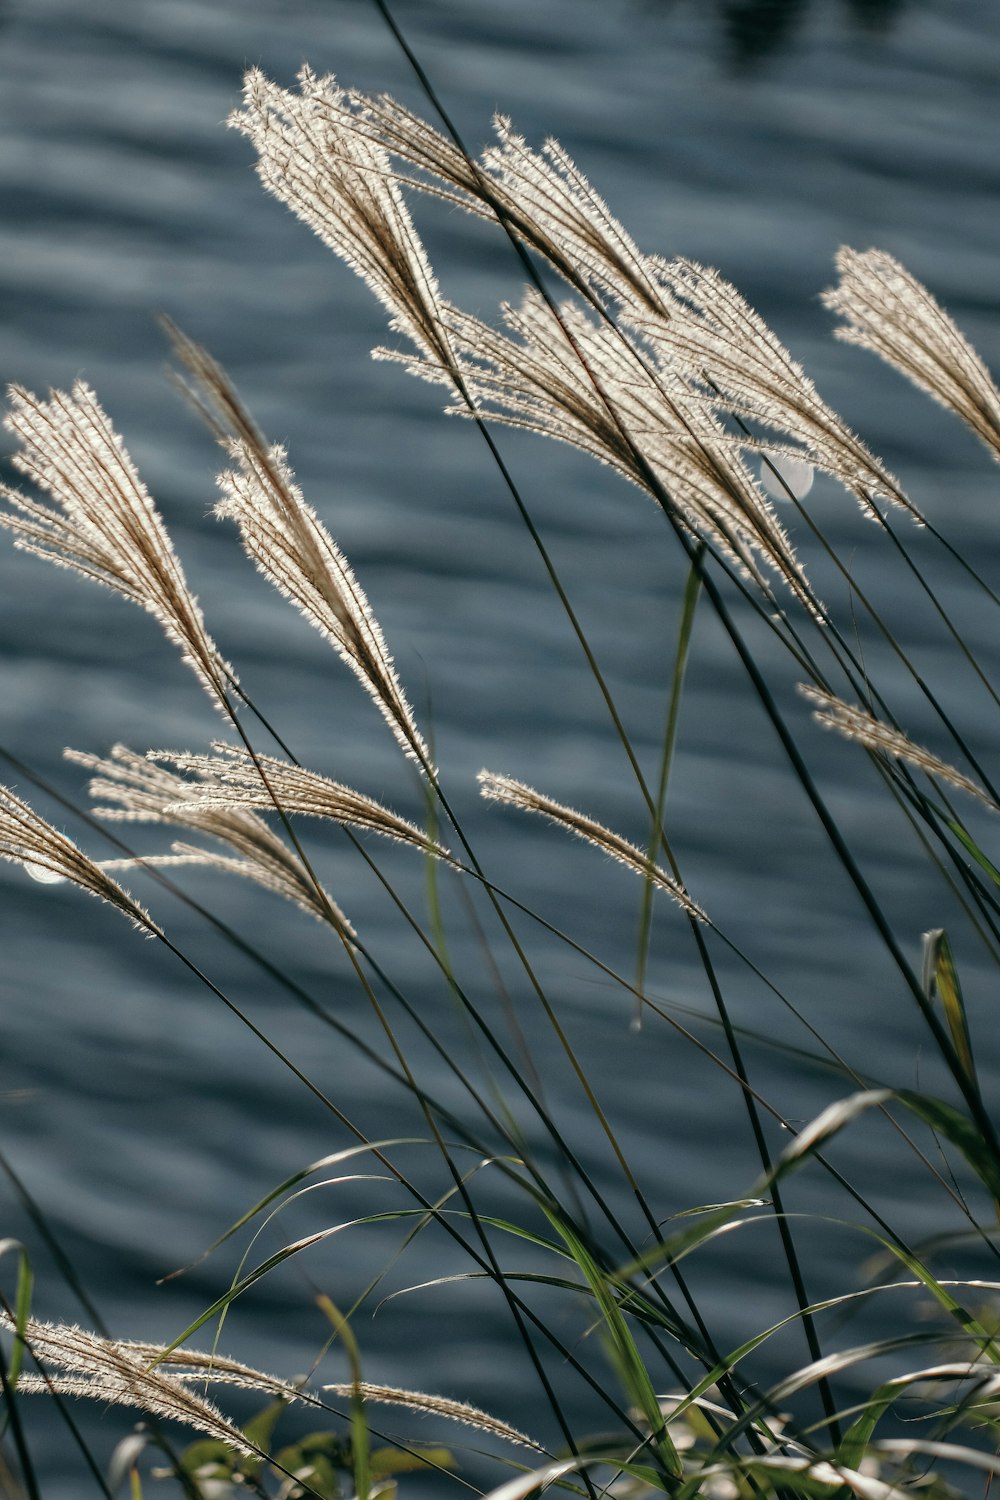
151, 743, 454, 862
478, 770, 706, 921
0, 781, 157, 933
824, 248, 1000, 463
0, 383, 232, 706
800, 685, 995, 809
66, 743, 352, 932
322, 1381, 543, 1451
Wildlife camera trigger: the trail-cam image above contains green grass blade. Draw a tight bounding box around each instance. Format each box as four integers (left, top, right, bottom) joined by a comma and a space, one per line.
634, 553, 702, 1017
921, 928, 978, 1093
542, 1208, 682, 1479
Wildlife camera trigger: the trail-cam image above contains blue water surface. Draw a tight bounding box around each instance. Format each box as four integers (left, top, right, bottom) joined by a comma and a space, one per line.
1, 0, 999, 1491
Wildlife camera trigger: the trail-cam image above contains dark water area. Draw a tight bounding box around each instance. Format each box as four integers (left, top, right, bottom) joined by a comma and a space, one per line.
1, 0, 999, 1490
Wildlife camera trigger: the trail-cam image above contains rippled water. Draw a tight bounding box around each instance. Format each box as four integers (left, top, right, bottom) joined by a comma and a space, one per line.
1, 0, 999, 1490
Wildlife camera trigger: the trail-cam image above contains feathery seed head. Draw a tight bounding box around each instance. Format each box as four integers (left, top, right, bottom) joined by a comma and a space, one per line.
0, 382, 233, 707
0, 780, 158, 934
823, 247, 1000, 464
478, 770, 706, 922
799, 686, 995, 809
151, 743, 454, 862
67, 743, 353, 933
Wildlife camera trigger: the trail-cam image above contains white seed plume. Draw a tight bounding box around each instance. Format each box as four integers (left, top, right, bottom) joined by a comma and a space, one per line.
478, 770, 706, 921
234, 71, 825, 615
0, 382, 232, 706
323, 1381, 542, 1452
216, 437, 430, 768
1, 1314, 253, 1457
230, 67, 451, 369
638, 258, 912, 517
151, 743, 453, 862
66, 743, 352, 933
351, 90, 902, 532
0, 781, 157, 933
431, 290, 815, 612
824, 247, 1000, 463
800, 686, 995, 809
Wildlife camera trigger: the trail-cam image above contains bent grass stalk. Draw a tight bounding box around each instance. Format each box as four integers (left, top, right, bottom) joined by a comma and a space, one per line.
4, 31, 1000, 1500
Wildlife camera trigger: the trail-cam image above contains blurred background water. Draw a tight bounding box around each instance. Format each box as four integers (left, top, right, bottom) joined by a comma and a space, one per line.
1, 0, 999, 1490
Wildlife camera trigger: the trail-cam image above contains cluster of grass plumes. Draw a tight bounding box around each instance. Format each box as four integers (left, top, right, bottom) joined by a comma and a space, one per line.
4, 41, 1000, 1500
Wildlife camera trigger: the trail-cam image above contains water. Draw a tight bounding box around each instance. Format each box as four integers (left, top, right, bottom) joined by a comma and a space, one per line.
1, 0, 999, 1489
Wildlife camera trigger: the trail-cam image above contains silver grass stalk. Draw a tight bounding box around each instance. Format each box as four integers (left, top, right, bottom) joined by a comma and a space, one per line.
0, 383, 233, 706
229, 67, 452, 371
0, 782, 157, 933
346, 91, 906, 525
478, 770, 706, 922
823, 247, 1000, 463
66, 743, 352, 932
799, 685, 995, 809
215, 437, 430, 769
10, 1325, 543, 1454
0, 1314, 253, 1457
637, 258, 912, 517
234, 72, 823, 615
323, 1381, 543, 1452
150, 743, 454, 863
163, 323, 430, 770
384, 290, 814, 614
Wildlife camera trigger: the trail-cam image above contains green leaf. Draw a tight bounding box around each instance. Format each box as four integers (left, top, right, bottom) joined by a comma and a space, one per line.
317, 1293, 370, 1500
921, 928, 978, 1094
948, 819, 1000, 887
243, 1395, 291, 1468
369, 1445, 455, 1477
896, 1088, 1000, 1205
0, 1239, 32, 1390
542, 1209, 682, 1478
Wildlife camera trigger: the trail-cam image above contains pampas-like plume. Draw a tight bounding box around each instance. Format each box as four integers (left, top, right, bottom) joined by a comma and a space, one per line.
6, 1314, 543, 1456
478, 770, 706, 921
799, 686, 995, 809
386, 289, 816, 612
234, 70, 821, 614
215, 435, 431, 769
0, 1314, 254, 1457
149, 742, 454, 862
0, 383, 232, 706
230, 67, 452, 370
163, 323, 430, 769
638, 258, 911, 517
0, 781, 157, 933
322, 1381, 542, 1452
823, 248, 1000, 464
344, 92, 906, 527
66, 743, 352, 933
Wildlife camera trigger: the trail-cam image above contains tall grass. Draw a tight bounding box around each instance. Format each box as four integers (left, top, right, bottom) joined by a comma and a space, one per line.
2, 17, 1000, 1500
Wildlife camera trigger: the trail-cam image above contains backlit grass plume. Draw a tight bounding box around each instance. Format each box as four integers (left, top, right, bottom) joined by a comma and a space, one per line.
824, 247, 1000, 463
66, 742, 351, 931
0, 1314, 255, 1458
0, 383, 232, 707
0, 781, 157, 933
800, 685, 996, 810
215, 435, 431, 768
150, 743, 454, 862
478, 769, 706, 921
